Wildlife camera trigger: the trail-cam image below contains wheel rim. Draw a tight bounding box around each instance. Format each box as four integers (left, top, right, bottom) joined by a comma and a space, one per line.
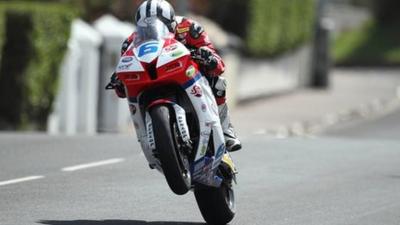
224, 185, 235, 211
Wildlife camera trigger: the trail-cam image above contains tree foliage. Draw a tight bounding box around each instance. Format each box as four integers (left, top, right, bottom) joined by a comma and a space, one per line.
246, 0, 316, 57
0, 2, 77, 129
372, 0, 400, 25
208, 0, 316, 57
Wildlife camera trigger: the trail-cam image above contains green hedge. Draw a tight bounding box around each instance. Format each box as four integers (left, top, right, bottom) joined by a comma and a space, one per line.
0, 2, 77, 129
247, 0, 316, 57
334, 20, 400, 66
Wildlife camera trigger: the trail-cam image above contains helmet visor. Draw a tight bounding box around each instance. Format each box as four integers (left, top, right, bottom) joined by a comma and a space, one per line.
135, 18, 170, 46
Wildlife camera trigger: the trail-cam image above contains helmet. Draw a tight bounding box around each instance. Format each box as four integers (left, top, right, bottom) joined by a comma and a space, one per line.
135, 0, 177, 32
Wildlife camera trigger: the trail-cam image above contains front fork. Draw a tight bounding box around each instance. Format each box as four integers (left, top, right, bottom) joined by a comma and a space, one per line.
144, 101, 192, 170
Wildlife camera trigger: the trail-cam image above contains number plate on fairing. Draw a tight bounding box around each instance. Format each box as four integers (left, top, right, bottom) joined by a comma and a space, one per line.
134, 41, 164, 63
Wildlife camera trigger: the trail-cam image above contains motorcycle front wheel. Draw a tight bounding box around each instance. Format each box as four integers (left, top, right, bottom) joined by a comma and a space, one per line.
150, 105, 191, 195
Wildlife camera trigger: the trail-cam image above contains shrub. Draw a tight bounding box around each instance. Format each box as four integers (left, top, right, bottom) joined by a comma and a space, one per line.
0, 11, 33, 129
246, 0, 316, 57
334, 20, 400, 66
208, 0, 250, 38
373, 0, 400, 26
0, 2, 77, 129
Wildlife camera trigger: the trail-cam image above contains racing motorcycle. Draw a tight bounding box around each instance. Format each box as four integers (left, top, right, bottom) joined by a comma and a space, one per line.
106, 18, 237, 225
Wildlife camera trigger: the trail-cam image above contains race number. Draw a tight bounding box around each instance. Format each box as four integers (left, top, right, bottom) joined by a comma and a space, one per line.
138, 42, 159, 57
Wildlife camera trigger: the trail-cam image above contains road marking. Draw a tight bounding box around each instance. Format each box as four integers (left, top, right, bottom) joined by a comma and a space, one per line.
61, 158, 125, 172
0, 176, 45, 187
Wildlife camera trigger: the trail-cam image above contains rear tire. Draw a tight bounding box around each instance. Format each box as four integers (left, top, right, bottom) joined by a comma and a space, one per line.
150, 105, 191, 195
194, 178, 235, 225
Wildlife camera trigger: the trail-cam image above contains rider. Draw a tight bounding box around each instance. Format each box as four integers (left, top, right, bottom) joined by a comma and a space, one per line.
109, 0, 242, 152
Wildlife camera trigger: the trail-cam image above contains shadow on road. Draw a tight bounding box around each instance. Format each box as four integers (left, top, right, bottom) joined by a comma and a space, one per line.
38, 220, 205, 225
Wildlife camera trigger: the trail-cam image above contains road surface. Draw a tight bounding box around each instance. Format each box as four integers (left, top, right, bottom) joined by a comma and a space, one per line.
1, 105, 400, 225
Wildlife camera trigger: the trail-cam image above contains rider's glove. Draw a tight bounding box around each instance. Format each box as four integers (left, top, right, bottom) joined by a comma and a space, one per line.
107, 72, 126, 98
121, 38, 130, 55
198, 47, 218, 71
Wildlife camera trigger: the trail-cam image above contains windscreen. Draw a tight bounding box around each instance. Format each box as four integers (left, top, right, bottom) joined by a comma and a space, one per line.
134, 18, 170, 47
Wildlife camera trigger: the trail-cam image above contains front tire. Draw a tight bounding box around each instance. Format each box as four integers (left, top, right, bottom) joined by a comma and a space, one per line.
150, 105, 191, 195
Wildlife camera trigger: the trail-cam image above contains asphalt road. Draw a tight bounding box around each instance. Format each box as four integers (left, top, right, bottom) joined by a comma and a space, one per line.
325, 108, 400, 140
1, 110, 400, 225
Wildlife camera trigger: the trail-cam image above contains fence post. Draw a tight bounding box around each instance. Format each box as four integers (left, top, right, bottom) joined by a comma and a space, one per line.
48, 19, 102, 135
94, 15, 135, 133
310, 0, 334, 88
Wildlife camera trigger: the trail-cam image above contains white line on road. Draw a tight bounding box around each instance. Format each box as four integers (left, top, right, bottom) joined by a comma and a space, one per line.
61, 158, 125, 172
0, 176, 45, 187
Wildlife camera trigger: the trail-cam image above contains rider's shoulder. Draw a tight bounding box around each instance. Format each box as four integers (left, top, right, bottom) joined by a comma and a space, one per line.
175, 16, 191, 33
176, 16, 204, 39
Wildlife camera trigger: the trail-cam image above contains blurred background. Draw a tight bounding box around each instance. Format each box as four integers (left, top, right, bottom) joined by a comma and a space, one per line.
0, 0, 398, 134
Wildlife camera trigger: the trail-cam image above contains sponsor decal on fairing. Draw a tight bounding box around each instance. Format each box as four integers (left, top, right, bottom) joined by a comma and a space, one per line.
171, 50, 184, 58
145, 113, 156, 150
164, 44, 178, 52
186, 65, 196, 78
118, 63, 133, 71
201, 103, 207, 112
157, 41, 190, 68
116, 56, 144, 73
122, 57, 134, 63
172, 104, 191, 143
192, 157, 223, 187
190, 85, 203, 97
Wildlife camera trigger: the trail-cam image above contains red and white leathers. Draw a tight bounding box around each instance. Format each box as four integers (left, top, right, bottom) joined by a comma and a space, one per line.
116, 16, 241, 152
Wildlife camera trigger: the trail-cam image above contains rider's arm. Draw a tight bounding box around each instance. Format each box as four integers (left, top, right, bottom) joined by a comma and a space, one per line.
108, 32, 136, 98
180, 19, 225, 76
121, 32, 136, 56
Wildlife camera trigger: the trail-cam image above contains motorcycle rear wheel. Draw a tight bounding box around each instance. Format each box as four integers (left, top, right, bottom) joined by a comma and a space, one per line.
150, 105, 191, 195
194, 178, 235, 225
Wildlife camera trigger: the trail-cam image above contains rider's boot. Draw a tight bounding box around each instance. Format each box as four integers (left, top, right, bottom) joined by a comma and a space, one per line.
218, 103, 242, 152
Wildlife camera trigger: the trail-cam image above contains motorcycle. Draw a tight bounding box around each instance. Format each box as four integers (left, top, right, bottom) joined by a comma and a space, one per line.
106, 18, 238, 225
